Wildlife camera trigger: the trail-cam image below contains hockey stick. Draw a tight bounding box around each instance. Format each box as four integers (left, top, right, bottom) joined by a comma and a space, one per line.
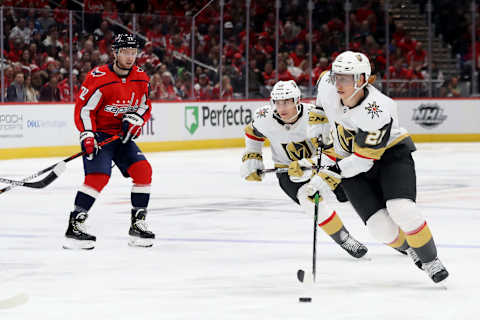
258, 166, 320, 175
312, 192, 319, 282
312, 142, 324, 282
0, 135, 120, 194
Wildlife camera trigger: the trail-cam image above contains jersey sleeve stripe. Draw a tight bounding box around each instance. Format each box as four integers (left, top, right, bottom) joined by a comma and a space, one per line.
80, 89, 103, 131
136, 94, 148, 116
246, 132, 265, 141
245, 123, 265, 141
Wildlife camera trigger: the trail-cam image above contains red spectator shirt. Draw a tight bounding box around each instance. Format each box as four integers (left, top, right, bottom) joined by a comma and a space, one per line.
74, 64, 152, 135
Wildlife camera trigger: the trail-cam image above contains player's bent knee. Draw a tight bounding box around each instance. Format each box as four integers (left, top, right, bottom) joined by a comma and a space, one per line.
386, 198, 424, 232
84, 173, 110, 192
366, 209, 399, 243
128, 160, 152, 185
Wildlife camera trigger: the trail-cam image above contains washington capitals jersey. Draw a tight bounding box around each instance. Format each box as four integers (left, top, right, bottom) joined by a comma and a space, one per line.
74, 64, 152, 135
244, 103, 325, 167
314, 72, 415, 160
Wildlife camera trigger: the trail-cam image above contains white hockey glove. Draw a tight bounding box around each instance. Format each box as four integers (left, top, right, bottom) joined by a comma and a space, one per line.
306, 167, 342, 199
79, 130, 99, 160
121, 112, 144, 144
240, 153, 265, 181
287, 158, 316, 183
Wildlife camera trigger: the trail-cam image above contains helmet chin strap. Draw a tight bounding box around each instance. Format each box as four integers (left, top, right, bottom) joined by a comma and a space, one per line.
344, 75, 368, 105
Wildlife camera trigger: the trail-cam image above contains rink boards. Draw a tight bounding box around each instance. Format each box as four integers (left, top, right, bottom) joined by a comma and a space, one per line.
0, 98, 479, 159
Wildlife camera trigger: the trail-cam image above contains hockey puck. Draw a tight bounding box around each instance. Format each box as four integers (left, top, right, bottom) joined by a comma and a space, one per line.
299, 297, 312, 303
297, 269, 305, 282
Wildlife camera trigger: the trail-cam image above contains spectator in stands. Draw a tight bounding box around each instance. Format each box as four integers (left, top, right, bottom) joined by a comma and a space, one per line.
9, 18, 30, 44
24, 74, 39, 102
276, 59, 295, 81
160, 71, 180, 100
406, 41, 427, 68
6, 72, 26, 102
261, 60, 275, 87
36, 6, 56, 35
247, 58, 263, 98
39, 71, 60, 101
194, 73, 213, 100
213, 75, 234, 100
440, 76, 462, 97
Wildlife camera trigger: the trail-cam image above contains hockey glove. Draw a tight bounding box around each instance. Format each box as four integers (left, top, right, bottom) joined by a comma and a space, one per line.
240, 153, 265, 181
288, 158, 316, 183
79, 131, 98, 160
307, 167, 342, 199
121, 113, 144, 144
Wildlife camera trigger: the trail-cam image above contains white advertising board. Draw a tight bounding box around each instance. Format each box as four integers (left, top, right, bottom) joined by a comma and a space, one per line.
1, 99, 479, 152
0, 104, 77, 148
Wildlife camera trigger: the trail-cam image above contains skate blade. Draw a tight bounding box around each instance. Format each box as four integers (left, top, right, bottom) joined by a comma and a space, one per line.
128, 236, 153, 248
63, 238, 95, 250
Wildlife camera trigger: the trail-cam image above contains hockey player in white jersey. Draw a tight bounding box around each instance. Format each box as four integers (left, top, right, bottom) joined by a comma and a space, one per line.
240, 80, 367, 258
308, 51, 448, 283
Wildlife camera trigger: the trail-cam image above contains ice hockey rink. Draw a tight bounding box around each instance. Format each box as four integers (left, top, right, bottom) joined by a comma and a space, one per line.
1, 142, 479, 320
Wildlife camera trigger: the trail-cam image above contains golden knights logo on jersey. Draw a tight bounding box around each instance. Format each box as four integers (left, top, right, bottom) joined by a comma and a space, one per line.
335, 122, 355, 153
282, 141, 314, 161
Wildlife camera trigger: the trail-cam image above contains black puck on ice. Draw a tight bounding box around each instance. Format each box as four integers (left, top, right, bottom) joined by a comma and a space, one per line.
297, 269, 305, 282
299, 297, 312, 303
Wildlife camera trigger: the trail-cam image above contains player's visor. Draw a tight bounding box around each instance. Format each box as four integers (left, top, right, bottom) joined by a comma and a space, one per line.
117, 48, 138, 56
330, 73, 355, 85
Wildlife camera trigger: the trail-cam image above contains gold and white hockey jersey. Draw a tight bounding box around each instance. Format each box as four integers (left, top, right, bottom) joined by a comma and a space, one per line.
314, 72, 415, 161
244, 103, 328, 167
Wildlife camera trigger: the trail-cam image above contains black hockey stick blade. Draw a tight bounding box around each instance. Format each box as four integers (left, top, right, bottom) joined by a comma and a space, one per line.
0, 135, 119, 194
0, 161, 66, 188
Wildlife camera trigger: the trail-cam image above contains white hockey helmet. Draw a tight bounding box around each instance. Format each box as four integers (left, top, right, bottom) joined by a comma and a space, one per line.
331, 50, 371, 80
270, 80, 302, 122
271, 80, 301, 104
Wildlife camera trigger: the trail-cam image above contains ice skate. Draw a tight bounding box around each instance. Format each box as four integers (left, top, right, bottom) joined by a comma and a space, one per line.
405, 248, 423, 270
339, 232, 368, 258
423, 258, 449, 283
63, 212, 96, 250
128, 208, 155, 247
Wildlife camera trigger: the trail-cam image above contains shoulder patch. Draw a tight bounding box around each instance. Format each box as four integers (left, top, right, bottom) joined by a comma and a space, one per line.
255, 107, 269, 119
91, 67, 106, 77
364, 101, 383, 119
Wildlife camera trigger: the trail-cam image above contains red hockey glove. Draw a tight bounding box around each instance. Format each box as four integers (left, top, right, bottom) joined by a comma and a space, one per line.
79, 131, 98, 160
121, 113, 144, 144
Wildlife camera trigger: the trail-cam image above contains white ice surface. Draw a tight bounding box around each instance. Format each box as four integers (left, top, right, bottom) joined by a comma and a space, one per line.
1, 143, 479, 319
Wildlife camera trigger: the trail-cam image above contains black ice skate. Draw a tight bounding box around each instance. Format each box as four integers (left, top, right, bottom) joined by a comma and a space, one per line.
405, 248, 423, 270
63, 211, 96, 250
128, 208, 155, 247
423, 258, 449, 283
339, 232, 368, 258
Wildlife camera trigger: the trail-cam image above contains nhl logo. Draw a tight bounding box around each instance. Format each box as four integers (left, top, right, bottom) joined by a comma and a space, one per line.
412, 103, 447, 129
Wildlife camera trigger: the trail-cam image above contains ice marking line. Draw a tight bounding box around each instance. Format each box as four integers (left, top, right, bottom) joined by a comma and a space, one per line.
153, 238, 480, 249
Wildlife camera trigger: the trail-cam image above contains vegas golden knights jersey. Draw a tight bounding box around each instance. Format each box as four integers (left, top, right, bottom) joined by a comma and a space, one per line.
314, 72, 416, 160
244, 103, 328, 167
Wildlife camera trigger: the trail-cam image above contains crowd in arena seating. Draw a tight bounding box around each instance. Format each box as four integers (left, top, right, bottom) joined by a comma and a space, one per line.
0, 0, 477, 102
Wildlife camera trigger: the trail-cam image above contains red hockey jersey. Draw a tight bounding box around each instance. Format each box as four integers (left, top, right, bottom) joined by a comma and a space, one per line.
74, 64, 152, 135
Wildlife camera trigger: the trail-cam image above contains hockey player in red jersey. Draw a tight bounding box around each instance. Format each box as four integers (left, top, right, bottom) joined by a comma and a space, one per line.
64, 34, 155, 249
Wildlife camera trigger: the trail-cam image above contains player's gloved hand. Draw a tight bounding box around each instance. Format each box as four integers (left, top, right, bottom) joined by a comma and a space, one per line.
121, 112, 144, 144
79, 130, 98, 160
306, 166, 342, 199
240, 153, 264, 181
288, 158, 316, 183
